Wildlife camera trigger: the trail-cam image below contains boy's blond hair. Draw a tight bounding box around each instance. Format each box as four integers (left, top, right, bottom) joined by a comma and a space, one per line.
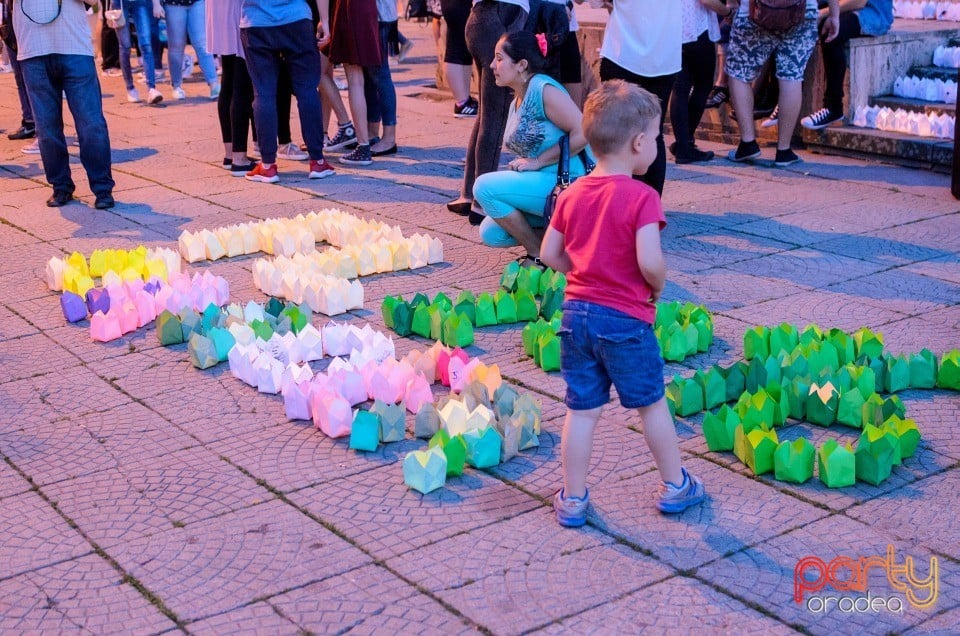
582, 80, 662, 156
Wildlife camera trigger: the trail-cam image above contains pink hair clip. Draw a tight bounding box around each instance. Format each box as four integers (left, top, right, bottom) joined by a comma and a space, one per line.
535, 33, 548, 57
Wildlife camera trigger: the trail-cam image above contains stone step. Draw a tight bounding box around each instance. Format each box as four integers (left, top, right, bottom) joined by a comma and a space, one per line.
905, 65, 960, 81
802, 124, 953, 170
871, 94, 957, 116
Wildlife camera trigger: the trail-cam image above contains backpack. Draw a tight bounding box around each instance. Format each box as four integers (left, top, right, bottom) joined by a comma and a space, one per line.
750, 0, 805, 32
524, 0, 570, 81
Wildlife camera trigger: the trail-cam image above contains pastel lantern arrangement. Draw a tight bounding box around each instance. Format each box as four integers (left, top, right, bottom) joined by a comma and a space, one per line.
46, 246, 182, 298
177, 208, 443, 263
893, 0, 960, 21
677, 323, 947, 488
852, 105, 955, 140
892, 74, 958, 103
933, 44, 960, 68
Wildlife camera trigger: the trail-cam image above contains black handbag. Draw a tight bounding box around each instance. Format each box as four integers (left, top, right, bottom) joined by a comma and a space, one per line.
543, 135, 594, 224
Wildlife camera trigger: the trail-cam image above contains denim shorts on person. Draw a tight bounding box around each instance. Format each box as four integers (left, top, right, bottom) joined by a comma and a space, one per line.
558, 300, 665, 410
725, 12, 819, 82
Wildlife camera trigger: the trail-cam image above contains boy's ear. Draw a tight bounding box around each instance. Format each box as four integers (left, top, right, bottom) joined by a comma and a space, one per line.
630, 131, 644, 154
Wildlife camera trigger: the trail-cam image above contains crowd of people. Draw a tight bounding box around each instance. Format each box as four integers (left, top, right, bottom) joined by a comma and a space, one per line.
2, 0, 896, 526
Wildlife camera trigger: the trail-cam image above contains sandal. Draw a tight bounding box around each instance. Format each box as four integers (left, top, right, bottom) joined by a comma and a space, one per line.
517, 254, 547, 271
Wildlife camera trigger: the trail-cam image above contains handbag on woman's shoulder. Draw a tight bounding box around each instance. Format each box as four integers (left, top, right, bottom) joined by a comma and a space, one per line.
543, 135, 595, 224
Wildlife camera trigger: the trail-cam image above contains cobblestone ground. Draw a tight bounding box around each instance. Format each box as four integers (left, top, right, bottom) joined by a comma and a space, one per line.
1, 30, 958, 635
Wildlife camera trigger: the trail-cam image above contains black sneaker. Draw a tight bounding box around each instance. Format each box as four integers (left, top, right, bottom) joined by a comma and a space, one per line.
705, 86, 729, 109
801, 108, 843, 130
454, 97, 479, 118
727, 140, 761, 163
774, 148, 802, 167
325, 122, 357, 151
230, 161, 257, 176
339, 144, 373, 166
675, 146, 715, 164
8, 125, 36, 140
94, 193, 115, 209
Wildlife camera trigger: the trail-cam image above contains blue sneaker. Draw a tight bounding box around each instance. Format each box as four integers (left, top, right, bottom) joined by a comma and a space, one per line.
553, 489, 589, 527
657, 468, 705, 514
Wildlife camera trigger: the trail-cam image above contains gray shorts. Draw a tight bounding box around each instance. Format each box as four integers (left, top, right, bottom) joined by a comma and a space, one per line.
725, 12, 819, 83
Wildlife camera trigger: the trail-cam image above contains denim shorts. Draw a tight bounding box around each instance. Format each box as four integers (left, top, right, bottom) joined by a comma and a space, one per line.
725, 12, 819, 82
559, 300, 665, 410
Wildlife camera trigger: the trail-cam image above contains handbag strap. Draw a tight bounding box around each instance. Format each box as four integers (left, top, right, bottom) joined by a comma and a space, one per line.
556, 134, 571, 187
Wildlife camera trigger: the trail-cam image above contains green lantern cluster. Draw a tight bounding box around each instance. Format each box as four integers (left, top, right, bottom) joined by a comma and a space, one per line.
672, 323, 952, 489
654, 301, 714, 362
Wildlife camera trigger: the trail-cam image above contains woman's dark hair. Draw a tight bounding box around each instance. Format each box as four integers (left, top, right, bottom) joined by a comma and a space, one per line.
499, 31, 551, 76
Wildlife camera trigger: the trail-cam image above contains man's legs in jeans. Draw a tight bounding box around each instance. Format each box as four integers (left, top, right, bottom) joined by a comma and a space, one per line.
277, 20, 326, 161
242, 25, 282, 164
61, 55, 115, 196
21, 55, 74, 195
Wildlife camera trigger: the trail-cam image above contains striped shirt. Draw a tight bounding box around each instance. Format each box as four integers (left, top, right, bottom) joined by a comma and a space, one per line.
14, 0, 94, 60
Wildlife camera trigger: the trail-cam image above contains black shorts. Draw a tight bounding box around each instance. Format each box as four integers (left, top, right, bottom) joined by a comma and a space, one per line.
557, 31, 581, 84
441, 0, 472, 65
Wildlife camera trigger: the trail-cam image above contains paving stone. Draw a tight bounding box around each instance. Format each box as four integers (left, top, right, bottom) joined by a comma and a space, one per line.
724, 249, 889, 290
187, 602, 300, 635
0, 491, 92, 580
904, 604, 960, 634
847, 470, 960, 561
0, 222, 36, 248
6, 295, 72, 331
721, 290, 907, 334
696, 515, 960, 635
386, 508, 617, 592
537, 575, 797, 635
1, 419, 120, 487
268, 564, 475, 634
0, 365, 131, 421
73, 402, 200, 461
898, 389, 960, 461
435, 541, 673, 635
666, 229, 794, 268
868, 214, 960, 256
0, 333, 82, 385
811, 232, 950, 267
98, 348, 197, 400
0, 462, 31, 501
670, 268, 813, 313
874, 307, 960, 356
108, 499, 370, 622
208, 422, 421, 493
825, 268, 959, 316
586, 457, 829, 570
900, 254, 960, 285
0, 554, 177, 635
289, 465, 541, 560
0, 305, 39, 341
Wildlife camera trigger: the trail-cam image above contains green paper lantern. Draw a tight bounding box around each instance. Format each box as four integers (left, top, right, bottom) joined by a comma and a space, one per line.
774, 438, 815, 483
156, 310, 184, 345
818, 439, 856, 488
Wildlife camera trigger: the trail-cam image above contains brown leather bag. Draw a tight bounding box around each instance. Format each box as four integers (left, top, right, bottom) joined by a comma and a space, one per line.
750, 0, 805, 32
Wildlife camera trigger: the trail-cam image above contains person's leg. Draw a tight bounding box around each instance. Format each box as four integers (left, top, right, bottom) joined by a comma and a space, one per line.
441, 0, 473, 106
241, 26, 281, 165
687, 31, 717, 142
277, 20, 327, 162
20, 56, 74, 196
776, 79, 802, 149
637, 398, 684, 486
368, 21, 398, 152
116, 23, 136, 91
473, 169, 556, 253
320, 53, 352, 134
724, 15, 773, 159
561, 407, 602, 499
218, 54, 235, 156
230, 56, 255, 165
165, 4, 187, 89
186, 0, 219, 86
343, 64, 369, 146
669, 46, 695, 151
276, 62, 293, 145
8, 52, 35, 131
151, 15, 164, 74
100, 0, 121, 70
447, 63, 473, 104
127, 2, 156, 89
62, 55, 115, 197
819, 12, 860, 114
772, 15, 818, 157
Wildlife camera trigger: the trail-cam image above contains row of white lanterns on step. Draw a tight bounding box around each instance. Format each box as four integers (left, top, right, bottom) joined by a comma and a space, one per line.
893, 75, 958, 102
893, 0, 960, 21
853, 105, 956, 139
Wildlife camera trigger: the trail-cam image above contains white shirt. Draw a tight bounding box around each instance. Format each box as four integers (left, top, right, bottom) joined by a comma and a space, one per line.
14, 0, 94, 61
600, 0, 681, 77
682, 0, 721, 43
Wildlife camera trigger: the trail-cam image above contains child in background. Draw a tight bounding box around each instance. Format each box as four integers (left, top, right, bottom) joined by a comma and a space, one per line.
539, 80, 706, 528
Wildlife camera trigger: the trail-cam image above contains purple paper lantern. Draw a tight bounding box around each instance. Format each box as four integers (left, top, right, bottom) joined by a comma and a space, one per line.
61, 291, 88, 323
85, 287, 111, 315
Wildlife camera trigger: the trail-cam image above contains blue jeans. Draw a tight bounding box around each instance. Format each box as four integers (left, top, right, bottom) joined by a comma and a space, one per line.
8, 51, 34, 125
241, 19, 326, 164
559, 300, 665, 410
115, 0, 157, 89
20, 55, 114, 197
165, 0, 218, 88
363, 21, 398, 127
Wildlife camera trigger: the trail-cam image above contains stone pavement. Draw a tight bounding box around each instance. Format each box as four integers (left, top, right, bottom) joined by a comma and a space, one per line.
1, 29, 958, 635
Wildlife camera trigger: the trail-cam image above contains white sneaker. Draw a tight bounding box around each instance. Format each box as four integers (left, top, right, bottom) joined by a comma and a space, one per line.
148, 88, 163, 104
277, 142, 309, 161
172, 87, 186, 100
127, 88, 142, 103
21, 139, 40, 154
760, 105, 779, 129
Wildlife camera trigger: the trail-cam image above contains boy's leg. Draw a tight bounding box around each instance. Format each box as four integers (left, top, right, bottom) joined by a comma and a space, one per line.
636, 398, 683, 486
561, 407, 602, 499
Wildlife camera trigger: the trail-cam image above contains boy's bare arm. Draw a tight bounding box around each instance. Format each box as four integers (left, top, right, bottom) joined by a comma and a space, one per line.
540, 226, 572, 273
636, 224, 665, 301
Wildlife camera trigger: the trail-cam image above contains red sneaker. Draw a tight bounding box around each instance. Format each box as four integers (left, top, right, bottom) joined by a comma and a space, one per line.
245, 162, 279, 183
309, 158, 336, 179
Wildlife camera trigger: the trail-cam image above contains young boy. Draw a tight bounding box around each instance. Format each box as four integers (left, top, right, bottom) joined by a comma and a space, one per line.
539, 80, 706, 528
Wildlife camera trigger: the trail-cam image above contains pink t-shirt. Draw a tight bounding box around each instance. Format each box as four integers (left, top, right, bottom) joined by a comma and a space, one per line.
549, 174, 666, 324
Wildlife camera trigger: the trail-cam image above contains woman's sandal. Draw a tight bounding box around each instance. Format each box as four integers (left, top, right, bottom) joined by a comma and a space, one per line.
517, 254, 547, 271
